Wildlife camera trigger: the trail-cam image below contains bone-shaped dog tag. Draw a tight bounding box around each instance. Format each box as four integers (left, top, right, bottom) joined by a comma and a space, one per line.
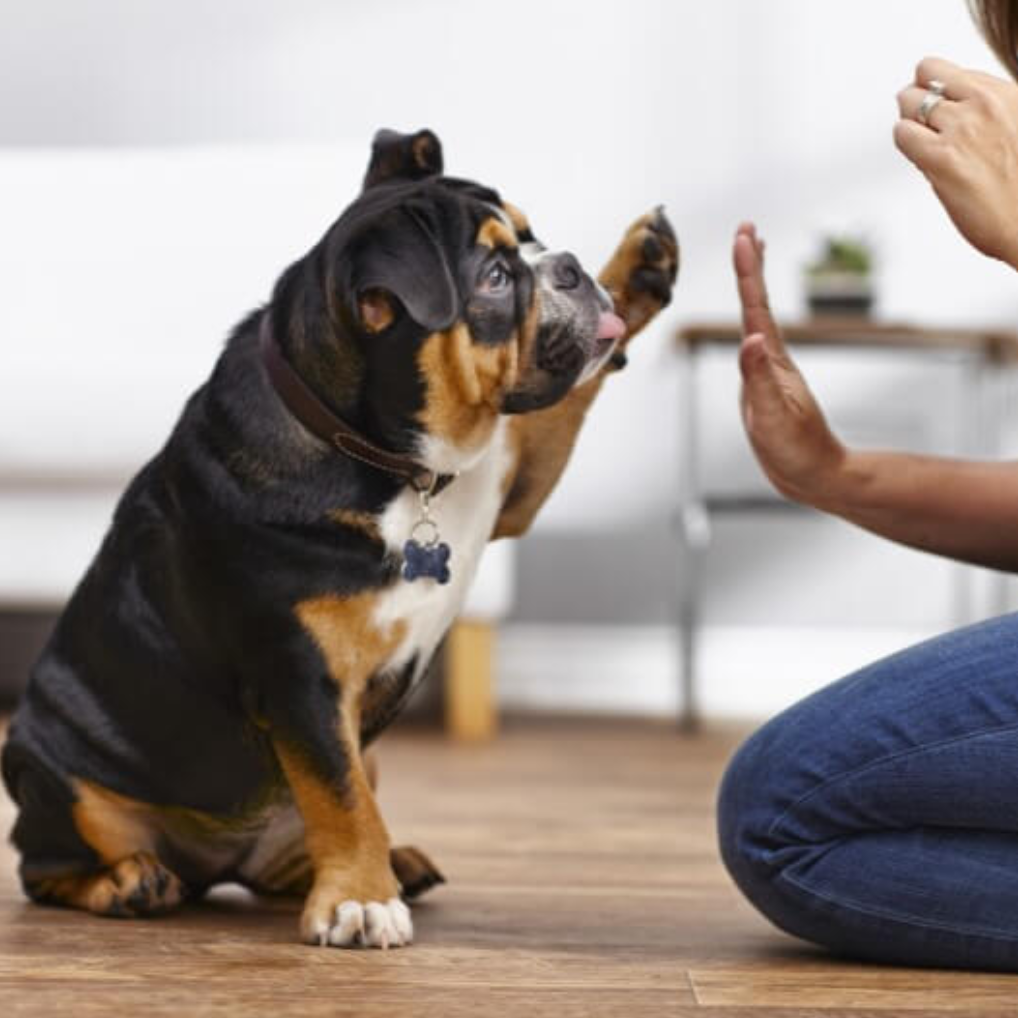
401, 484, 452, 584
402, 538, 451, 584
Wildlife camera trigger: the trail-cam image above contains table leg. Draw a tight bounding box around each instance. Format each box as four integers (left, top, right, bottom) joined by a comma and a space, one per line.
677, 343, 710, 732
445, 620, 497, 742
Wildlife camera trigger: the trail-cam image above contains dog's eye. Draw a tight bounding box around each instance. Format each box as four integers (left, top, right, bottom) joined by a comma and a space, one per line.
480, 260, 512, 294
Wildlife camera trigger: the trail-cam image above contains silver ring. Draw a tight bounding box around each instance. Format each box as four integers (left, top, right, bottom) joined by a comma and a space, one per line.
410, 518, 440, 547
916, 88, 944, 127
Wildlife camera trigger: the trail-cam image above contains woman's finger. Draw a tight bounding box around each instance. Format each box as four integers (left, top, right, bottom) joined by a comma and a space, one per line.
896, 85, 959, 131
893, 117, 948, 171
914, 55, 978, 98
733, 226, 787, 359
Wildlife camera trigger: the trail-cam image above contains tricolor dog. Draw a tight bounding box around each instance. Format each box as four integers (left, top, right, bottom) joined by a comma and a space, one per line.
1, 129, 678, 948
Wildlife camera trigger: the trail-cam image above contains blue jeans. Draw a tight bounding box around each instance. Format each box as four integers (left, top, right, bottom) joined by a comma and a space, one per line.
717, 613, 1018, 971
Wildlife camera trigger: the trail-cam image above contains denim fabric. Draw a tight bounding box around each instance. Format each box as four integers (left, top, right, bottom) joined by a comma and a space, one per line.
717, 613, 1018, 971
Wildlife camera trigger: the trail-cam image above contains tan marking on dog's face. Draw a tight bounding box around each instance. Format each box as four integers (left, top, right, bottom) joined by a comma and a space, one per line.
416, 323, 516, 449
475, 215, 518, 250
494, 284, 544, 415
501, 201, 531, 238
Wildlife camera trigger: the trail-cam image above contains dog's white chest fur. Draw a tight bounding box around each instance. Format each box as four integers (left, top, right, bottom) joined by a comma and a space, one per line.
373, 420, 511, 679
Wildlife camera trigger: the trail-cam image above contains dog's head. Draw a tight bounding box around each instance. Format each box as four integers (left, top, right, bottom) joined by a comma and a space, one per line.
274, 128, 624, 469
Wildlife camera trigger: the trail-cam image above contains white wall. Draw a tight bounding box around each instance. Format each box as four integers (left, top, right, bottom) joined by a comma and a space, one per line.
4, 0, 1013, 500
2, 0, 1017, 716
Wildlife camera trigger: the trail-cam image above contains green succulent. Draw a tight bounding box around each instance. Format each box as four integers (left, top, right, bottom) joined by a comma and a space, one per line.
807, 236, 873, 276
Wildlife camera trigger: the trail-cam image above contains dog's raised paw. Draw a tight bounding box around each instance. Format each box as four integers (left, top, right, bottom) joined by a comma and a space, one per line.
598, 207, 680, 341
303, 896, 413, 949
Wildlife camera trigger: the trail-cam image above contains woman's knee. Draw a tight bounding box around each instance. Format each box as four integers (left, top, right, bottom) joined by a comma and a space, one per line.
718, 704, 930, 957
716, 723, 784, 895
715, 707, 830, 931
716, 666, 881, 885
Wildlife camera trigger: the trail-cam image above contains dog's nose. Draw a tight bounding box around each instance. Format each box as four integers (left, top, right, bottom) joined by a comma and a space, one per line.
550, 252, 583, 291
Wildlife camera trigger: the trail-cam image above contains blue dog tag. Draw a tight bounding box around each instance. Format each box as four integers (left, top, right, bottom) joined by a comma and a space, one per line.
402, 539, 451, 584
402, 478, 453, 585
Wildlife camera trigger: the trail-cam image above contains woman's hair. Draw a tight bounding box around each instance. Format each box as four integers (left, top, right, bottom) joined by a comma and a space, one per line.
970, 0, 1018, 79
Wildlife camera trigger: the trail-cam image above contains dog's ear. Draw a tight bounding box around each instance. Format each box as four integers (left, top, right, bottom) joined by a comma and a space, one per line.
363, 128, 443, 190
350, 206, 458, 332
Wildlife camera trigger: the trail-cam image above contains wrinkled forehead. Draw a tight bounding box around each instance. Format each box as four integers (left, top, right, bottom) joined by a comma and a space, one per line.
336, 174, 543, 268
449, 190, 543, 267
436, 177, 537, 249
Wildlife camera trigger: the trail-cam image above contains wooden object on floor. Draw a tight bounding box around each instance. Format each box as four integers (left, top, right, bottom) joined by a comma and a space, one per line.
444, 620, 496, 742
2, 717, 1017, 1016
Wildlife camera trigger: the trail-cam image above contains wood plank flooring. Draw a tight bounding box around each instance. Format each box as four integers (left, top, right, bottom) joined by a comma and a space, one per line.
1, 716, 1017, 1016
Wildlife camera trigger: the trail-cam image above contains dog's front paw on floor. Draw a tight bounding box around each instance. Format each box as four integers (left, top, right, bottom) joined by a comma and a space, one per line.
301, 896, 413, 949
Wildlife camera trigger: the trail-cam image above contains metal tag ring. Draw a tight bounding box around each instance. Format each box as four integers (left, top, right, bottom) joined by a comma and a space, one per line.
410, 519, 441, 547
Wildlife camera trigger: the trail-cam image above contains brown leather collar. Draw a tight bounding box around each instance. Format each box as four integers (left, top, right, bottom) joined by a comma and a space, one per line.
259, 316, 455, 494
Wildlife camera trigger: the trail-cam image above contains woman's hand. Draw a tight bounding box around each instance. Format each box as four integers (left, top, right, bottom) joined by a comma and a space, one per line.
733, 223, 847, 508
896, 57, 1018, 269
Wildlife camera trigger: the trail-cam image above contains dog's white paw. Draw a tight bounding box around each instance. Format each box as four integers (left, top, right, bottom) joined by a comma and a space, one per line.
307, 897, 413, 949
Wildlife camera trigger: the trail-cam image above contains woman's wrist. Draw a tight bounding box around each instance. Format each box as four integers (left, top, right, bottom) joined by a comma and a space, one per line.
795, 443, 860, 515
811, 447, 890, 519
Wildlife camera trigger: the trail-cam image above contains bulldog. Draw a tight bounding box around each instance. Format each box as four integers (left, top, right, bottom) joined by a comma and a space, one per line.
1, 128, 678, 948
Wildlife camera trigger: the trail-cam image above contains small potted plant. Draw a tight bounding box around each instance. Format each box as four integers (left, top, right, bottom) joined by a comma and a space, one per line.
804, 234, 875, 317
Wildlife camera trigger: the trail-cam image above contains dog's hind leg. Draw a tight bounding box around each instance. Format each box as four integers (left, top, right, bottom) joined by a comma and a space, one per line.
14, 772, 186, 917
28, 851, 184, 917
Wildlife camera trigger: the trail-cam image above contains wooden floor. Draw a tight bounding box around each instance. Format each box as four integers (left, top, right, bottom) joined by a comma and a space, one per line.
2, 717, 1017, 1016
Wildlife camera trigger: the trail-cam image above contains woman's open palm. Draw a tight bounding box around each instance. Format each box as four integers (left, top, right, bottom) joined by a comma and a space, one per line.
733, 224, 846, 507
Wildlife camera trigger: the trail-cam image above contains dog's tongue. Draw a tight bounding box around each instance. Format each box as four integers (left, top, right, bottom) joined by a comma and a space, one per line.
596, 311, 626, 342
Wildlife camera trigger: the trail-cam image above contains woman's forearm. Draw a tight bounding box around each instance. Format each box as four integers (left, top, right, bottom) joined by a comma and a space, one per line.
733, 224, 1018, 574
817, 450, 1018, 572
